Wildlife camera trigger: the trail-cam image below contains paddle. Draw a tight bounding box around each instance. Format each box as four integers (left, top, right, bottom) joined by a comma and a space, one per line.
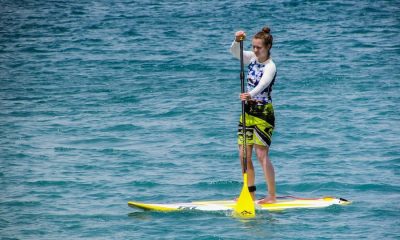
233, 38, 256, 218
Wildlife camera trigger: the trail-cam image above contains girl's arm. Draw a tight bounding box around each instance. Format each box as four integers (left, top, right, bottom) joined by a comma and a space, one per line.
230, 40, 254, 65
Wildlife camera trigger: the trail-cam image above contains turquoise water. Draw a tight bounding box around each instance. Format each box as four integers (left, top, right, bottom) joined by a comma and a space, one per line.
1, 0, 399, 239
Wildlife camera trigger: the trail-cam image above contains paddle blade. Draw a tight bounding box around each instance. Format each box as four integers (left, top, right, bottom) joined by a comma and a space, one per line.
233, 173, 256, 218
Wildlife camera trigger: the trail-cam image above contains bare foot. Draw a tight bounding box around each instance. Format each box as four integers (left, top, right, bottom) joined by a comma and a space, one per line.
257, 196, 276, 204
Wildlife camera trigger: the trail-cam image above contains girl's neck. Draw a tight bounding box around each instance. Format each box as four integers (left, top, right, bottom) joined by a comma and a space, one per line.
258, 53, 270, 63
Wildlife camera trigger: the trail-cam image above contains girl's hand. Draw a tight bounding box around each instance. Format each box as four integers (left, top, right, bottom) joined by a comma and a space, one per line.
240, 93, 251, 101
235, 31, 246, 42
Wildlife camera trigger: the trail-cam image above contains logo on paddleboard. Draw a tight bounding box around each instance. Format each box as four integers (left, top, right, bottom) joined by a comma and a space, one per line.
241, 210, 253, 216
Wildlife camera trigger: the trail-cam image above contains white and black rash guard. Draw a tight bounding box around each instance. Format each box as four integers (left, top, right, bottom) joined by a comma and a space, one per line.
230, 40, 276, 104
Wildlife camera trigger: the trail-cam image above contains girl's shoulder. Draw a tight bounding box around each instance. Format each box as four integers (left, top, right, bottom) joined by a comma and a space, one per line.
267, 58, 276, 68
263, 59, 277, 74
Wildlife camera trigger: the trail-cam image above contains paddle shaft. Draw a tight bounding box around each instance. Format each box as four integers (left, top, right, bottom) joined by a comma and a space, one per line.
234, 39, 255, 218
240, 40, 247, 174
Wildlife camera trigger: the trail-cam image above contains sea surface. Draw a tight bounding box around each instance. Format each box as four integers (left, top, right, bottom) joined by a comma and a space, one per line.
1, 0, 399, 239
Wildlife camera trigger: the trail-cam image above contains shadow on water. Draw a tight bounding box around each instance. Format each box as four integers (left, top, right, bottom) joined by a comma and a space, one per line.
127, 211, 156, 221
127, 208, 279, 223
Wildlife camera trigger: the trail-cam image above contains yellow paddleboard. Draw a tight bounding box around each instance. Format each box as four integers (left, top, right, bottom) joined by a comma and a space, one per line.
128, 196, 351, 212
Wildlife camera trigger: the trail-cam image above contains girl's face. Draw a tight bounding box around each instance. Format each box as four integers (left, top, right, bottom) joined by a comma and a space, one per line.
252, 38, 269, 61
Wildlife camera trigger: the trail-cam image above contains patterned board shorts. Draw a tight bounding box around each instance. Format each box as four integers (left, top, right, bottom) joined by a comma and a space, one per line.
238, 102, 275, 147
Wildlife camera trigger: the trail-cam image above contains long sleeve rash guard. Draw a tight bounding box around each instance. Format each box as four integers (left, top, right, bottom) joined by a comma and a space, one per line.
230, 40, 276, 103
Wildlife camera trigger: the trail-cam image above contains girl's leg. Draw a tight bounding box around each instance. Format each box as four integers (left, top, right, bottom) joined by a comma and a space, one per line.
254, 144, 276, 203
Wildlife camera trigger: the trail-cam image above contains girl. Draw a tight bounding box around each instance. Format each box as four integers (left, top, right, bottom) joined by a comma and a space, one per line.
230, 26, 277, 204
